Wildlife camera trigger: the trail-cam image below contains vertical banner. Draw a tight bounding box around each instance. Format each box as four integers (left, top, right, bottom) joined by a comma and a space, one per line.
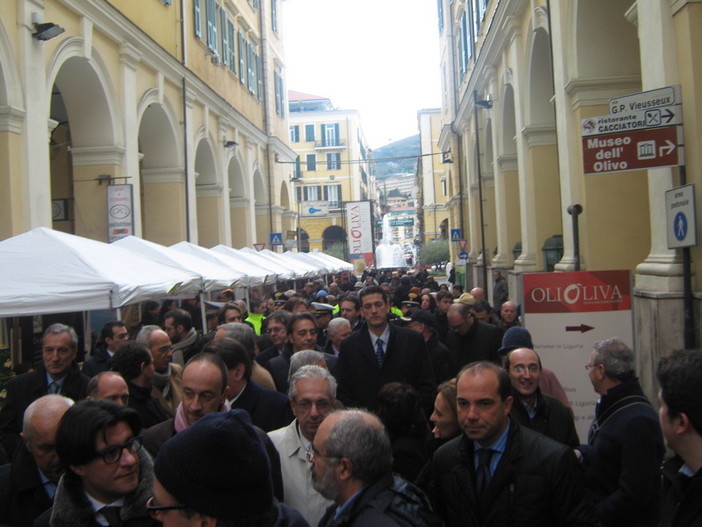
346, 200, 375, 268
107, 184, 134, 242
523, 270, 633, 441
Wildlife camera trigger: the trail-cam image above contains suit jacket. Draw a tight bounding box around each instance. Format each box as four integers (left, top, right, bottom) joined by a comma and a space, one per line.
0, 364, 89, 457
229, 381, 294, 432
0, 445, 53, 526
81, 347, 111, 378
267, 345, 337, 394
336, 325, 436, 413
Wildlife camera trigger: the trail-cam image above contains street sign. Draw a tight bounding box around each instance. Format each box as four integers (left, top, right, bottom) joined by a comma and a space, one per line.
254, 243, 265, 251
458, 251, 468, 260
459, 238, 467, 251
269, 232, 283, 246
609, 85, 682, 115
582, 125, 682, 175
665, 184, 697, 249
581, 105, 681, 137
302, 201, 329, 216
450, 228, 462, 241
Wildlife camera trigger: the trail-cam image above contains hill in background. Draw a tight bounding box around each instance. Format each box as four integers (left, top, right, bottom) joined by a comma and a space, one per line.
372, 135, 420, 178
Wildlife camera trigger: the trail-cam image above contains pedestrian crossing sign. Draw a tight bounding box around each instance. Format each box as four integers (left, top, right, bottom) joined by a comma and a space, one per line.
270, 233, 283, 246
451, 229, 462, 242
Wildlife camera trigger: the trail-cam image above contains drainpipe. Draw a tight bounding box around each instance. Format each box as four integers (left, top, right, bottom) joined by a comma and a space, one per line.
180, 0, 190, 241
258, 1, 275, 244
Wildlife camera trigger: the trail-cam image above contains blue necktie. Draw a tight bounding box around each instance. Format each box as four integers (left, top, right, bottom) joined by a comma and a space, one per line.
375, 338, 385, 367
47, 382, 59, 394
476, 448, 494, 495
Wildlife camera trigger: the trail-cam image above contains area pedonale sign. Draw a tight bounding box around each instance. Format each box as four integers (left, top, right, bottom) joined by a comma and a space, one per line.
581, 85, 684, 175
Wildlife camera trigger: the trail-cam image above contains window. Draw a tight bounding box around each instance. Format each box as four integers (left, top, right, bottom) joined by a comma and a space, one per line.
304, 186, 321, 201
193, 0, 202, 38
256, 53, 263, 100
459, 10, 471, 76
441, 177, 447, 196
327, 153, 341, 170
271, 0, 278, 33
437, 0, 444, 33
290, 125, 300, 143
294, 156, 302, 179
276, 71, 286, 116
305, 124, 315, 142
227, 20, 236, 74
306, 154, 317, 171
249, 0, 260, 11
326, 184, 342, 207
322, 123, 339, 146
206, 0, 217, 53
247, 41, 255, 93
238, 31, 246, 84
220, 9, 229, 66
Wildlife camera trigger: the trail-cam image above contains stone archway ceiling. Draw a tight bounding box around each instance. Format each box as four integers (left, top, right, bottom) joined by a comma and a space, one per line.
228, 157, 246, 198
195, 140, 216, 185
138, 104, 178, 169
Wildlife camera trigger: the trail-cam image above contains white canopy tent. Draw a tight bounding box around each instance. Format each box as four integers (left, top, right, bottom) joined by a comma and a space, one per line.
211, 245, 294, 281
268, 250, 321, 278
286, 251, 334, 274
307, 251, 354, 272
237, 247, 301, 279
0, 228, 202, 317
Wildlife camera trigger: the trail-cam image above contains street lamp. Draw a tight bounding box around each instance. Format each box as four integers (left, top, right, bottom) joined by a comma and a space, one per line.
473, 90, 492, 290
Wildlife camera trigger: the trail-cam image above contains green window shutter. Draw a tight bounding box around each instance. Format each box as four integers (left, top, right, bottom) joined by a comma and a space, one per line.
239, 32, 246, 84
305, 124, 315, 142
256, 53, 263, 100
228, 21, 236, 74
220, 10, 229, 66
194, 0, 202, 38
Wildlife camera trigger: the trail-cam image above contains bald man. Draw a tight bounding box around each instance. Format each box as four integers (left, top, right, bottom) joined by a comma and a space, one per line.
87, 371, 129, 406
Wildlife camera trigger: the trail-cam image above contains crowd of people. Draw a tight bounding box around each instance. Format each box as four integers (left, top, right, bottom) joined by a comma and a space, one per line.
0, 268, 699, 526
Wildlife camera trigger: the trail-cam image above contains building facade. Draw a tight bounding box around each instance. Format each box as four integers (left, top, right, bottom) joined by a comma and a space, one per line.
0, 0, 296, 248
437, 0, 702, 393
417, 108, 450, 245
287, 90, 377, 253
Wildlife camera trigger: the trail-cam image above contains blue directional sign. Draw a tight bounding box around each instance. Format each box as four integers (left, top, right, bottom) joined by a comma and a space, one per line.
270, 232, 283, 246
665, 184, 696, 249
451, 229, 462, 242
458, 251, 469, 260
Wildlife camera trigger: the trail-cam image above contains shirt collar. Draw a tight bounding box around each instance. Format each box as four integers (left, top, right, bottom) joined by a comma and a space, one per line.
475, 418, 511, 456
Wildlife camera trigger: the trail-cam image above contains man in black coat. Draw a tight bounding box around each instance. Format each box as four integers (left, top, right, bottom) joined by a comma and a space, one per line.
429, 362, 593, 526
335, 286, 436, 413
313, 409, 440, 527
82, 321, 129, 378
0, 395, 73, 527
445, 302, 502, 376
578, 337, 664, 527
0, 323, 90, 457
656, 349, 702, 527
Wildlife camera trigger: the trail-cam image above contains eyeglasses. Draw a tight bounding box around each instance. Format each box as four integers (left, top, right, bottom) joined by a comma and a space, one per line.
306, 444, 340, 463
295, 398, 332, 412
94, 435, 142, 464
146, 497, 190, 517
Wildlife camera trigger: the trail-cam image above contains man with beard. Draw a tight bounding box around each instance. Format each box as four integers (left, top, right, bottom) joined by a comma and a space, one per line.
268, 365, 336, 526
311, 409, 439, 527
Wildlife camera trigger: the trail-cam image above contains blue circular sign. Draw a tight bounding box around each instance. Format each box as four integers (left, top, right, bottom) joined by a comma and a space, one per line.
674, 212, 688, 241
458, 251, 469, 260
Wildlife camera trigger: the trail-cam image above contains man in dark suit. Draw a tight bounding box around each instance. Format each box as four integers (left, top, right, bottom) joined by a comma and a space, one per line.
203, 337, 293, 432
335, 285, 436, 412
82, 321, 129, 378
0, 395, 73, 526
0, 323, 90, 458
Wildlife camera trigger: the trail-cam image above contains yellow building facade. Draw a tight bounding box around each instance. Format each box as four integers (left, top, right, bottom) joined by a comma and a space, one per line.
0, 0, 296, 248
417, 108, 450, 245
438, 0, 702, 389
287, 91, 376, 253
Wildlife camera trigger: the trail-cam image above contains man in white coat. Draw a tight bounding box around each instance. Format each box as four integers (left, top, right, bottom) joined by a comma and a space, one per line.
268, 365, 336, 526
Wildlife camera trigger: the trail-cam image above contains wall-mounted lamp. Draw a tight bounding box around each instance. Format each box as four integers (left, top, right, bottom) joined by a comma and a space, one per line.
32, 22, 65, 41
475, 93, 493, 110
224, 140, 238, 148
441, 151, 453, 164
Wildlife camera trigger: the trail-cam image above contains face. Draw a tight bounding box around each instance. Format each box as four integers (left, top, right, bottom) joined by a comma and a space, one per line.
507, 348, 541, 400
316, 313, 332, 330
289, 319, 318, 352
151, 479, 201, 527
267, 319, 288, 348
329, 325, 352, 350
106, 325, 129, 353
407, 321, 424, 334
360, 293, 390, 332
71, 421, 140, 504
95, 374, 130, 406
457, 369, 512, 446
291, 378, 333, 442
149, 330, 173, 373
447, 307, 473, 335
43, 332, 77, 380
586, 350, 606, 394
420, 295, 432, 310
24, 413, 66, 481
181, 361, 227, 427
339, 301, 359, 323
437, 297, 453, 314
657, 391, 680, 451
310, 414, 342, 502
163, 317, 182, 343
500, 302, 518, 323
473, 310, 491, 323
430, 392, 460, 440
223, 308, 242, 324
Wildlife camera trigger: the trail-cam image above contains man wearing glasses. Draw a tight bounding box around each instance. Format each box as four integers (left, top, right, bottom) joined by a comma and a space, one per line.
35, 399, 157, 527
0, 323, 90, 461
268, 365, 336, 526
505, 347, 579, 447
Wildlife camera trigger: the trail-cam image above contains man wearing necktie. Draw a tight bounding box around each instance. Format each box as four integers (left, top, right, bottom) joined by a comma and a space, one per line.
429, 362, 593, 526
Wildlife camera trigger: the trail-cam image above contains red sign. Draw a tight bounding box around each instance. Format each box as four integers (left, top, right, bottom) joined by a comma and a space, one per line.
582, 126, 681, 175
459, 238, 467, 251
523, 270, 631, 314
254, 243, 265, 251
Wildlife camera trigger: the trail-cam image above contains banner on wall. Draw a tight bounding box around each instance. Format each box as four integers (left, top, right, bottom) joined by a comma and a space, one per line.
346, 200, 375, 268
107, 184, 134, 242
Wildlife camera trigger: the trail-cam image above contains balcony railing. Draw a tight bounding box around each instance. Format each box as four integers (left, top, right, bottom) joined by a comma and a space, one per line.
314, 139, 346, 149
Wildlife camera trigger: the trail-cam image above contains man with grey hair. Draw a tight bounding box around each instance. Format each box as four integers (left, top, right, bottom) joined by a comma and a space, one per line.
325, 317, 352, 356
0, 323, 90, 458
135, 325, 182, 417
268, 365, 337, 526
215, 322, 276, 391
312, 409, 438, 526
578, 337, 664, 527
0, 395, 73, 526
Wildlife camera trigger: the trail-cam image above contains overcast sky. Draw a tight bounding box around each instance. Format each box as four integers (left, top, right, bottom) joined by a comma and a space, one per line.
282, 0, 442, 149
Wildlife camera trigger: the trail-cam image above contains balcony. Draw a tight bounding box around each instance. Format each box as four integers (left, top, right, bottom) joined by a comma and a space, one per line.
314, 139, 346, 150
